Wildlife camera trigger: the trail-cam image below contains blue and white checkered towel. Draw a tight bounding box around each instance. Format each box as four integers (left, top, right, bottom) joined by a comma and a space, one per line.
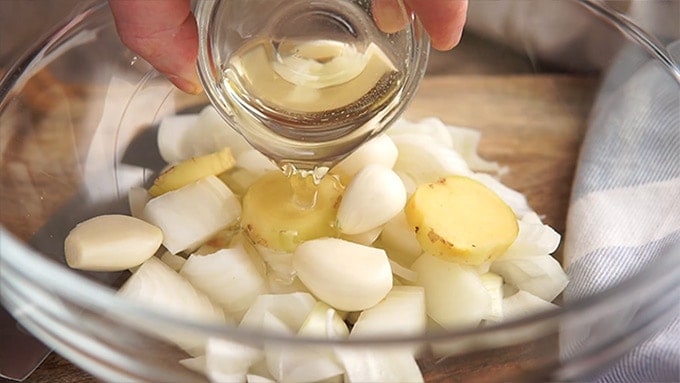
563, 40, 680, 382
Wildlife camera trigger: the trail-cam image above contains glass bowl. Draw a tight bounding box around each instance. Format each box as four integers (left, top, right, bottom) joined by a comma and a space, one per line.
1, 1, 678, 382
196, 0, 429, 171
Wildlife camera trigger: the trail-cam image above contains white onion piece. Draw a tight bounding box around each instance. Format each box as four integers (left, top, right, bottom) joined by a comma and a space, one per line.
128, 186, 151, 219
255, 244, 296, 284
335, 348, 423, 383
388, 118, 453, 148
332, 134, 398, 181
143, 176, 241, 254
180, 246, 267, 320
239, 292, 316, 332
265, 344, 344, 383
412, 253, 491, 329
160, 251, 186, 272
157, 114, 200, 164
336, 164, 406, 235
480, 272, 504, 323
350, 286, 426, 343
64, 215, 162, 271
503, 290, 558, 319
258, 310, 345, 383
470, 173, 533, 218
389, 260, 418, 283
206, 337, 263, 383
445, 124, 501, 173
491, 255, 569, 302
380, 212, 422, 264
395, 171, 418, 196
118, 257, 228, 354
500, 219, 561, 259
266, 274, 310, 295
179, 355, 205, 374
193, 106, 253, 158
246, 374, 276, 383
298, 301, 349, 340
392, 134, 472, 185
293, 238, 392, 311
235, 150, 278, 178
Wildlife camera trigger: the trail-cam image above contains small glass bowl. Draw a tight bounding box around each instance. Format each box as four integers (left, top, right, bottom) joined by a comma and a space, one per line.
196, 0, 430, 170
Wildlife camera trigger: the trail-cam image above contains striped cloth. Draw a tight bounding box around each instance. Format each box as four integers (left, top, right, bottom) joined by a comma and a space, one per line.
563, 40, 680, 382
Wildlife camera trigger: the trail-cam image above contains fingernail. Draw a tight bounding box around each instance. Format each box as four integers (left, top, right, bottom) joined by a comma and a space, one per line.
167, 72, 203, 95
373, 0, 410, 34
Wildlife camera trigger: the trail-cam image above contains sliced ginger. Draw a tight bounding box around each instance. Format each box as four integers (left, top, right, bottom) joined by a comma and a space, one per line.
404, 175, 518, 266
241, 171, 344, 252
149, 147, 235, 197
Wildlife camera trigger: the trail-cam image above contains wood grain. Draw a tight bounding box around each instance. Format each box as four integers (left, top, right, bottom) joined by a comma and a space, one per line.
2, 73, 598, 383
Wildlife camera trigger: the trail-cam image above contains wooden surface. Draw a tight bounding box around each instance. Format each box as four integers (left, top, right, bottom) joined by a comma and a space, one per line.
1, 33, 599, 383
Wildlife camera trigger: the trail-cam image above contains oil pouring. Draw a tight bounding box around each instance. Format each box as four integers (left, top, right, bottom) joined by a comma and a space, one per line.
196, 0, 430, 173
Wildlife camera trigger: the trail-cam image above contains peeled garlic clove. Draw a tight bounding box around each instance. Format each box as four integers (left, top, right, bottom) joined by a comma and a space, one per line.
332, 134, 398, 182
293, 238, 392, 311
64, 214, 162, 271
337, 164, 406, 235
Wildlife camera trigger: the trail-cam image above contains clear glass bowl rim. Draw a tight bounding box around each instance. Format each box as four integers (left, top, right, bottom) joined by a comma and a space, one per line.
1, 0, 679, 348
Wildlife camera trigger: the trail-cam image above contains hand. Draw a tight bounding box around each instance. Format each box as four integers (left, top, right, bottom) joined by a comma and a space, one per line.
109, 0, 468, 94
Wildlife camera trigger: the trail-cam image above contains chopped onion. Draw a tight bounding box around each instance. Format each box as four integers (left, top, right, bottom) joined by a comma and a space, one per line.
160, 251, 186, 272
388, 118, 453, 148
470, 173, 532, 218
156, 114, 200, 164
239, 292, 316, 332
128, 186, 151, 219
206, 337, 263, 383
491, 255, 569, 302
143, 176, 241, 254
350, 286, 426, 355
118, 257, 228, 354
412, 253, 491, 329
391, 134, 472, 185
503, 290, 558, 319
500, 218, 561, 259
180, 246, 267, 320
335, 348, 423, 383
480, 272, 504, 323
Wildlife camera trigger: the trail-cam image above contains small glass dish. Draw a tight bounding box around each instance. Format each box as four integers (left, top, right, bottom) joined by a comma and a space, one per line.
195, 0, 430, 170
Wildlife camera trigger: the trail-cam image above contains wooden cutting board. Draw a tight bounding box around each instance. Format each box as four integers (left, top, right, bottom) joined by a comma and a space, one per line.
8, 73, 597, 383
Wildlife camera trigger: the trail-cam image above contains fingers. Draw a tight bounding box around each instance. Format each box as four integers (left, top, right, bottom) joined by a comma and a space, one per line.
372, 0, 412, 34
109, 0, 201, 94
407, 0, 468, 51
